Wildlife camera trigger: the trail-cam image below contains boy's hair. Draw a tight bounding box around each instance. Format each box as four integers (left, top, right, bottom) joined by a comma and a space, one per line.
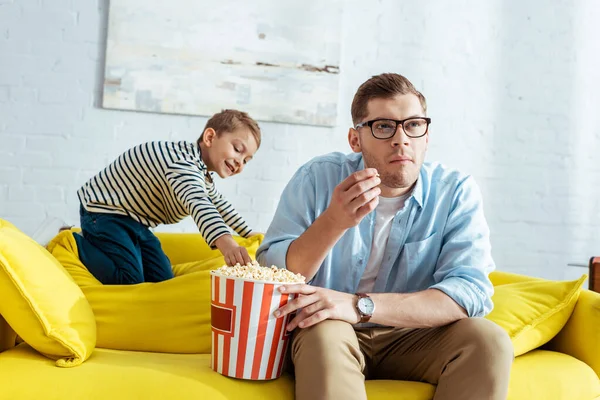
198, 109, 261, 148
351, 73, 427, 125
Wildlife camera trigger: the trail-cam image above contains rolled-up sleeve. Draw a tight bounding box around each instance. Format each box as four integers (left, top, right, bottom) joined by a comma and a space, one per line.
257, 167, 316, 270
429, 176, 495, 317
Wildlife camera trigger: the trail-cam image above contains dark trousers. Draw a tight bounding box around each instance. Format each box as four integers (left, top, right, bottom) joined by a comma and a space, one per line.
74, 206, 174, 285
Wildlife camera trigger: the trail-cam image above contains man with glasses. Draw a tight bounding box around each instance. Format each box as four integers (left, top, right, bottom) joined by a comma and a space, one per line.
257, 73, 512, 400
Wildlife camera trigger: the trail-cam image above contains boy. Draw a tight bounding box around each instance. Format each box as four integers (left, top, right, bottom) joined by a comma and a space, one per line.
74, 109, 261, 285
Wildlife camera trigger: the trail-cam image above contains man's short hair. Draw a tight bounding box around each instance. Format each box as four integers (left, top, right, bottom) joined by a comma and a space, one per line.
198, 109, 261, 148
351, 73, 427, 125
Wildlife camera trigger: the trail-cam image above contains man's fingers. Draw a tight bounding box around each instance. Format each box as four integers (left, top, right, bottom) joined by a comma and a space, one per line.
338, 168, 379, 192
348, 185, 380, 211
286, 312, 306, 331
356, 196, 380, 219
296, 310, 329, 329
275, 293, 318, 318
345, 174, 381, 201
300, 300, 324, 318
278, 284, 317, 295
286, 302, 325, 331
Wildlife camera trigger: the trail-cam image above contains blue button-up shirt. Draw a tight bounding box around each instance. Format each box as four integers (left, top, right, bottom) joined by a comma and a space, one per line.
257, 152, 495, 317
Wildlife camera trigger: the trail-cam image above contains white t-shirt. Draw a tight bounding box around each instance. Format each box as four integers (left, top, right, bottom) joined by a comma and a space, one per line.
356, 194, 409, 293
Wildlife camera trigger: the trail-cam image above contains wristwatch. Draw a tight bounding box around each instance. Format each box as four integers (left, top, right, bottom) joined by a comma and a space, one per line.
355, 293, 375, 323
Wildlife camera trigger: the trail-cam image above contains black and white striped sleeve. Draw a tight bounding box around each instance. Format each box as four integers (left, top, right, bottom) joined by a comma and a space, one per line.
165, 160, 231, 247
208, 184, 253, 238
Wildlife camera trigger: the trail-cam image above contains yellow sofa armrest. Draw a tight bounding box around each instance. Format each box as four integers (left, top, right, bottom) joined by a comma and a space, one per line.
546, 289, 600, 378
0, 314, 16, 353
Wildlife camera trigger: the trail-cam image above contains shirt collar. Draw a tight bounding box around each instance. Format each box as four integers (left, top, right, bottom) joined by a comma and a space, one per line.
194, 142, 213, 182
412, 170, 424, 208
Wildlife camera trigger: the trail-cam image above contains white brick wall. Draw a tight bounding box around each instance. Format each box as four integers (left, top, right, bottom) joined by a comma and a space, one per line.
1, 0, 599, 281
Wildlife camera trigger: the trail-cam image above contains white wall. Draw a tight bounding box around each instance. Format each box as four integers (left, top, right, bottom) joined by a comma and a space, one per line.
1, 0, 599, 280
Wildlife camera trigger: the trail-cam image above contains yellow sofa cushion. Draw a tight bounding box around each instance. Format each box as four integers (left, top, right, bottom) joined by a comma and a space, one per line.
485, 275, 587, 356
508, 349, 600, 399
0, 343, 437, 400
47, 231, 262, 354
1, 344, 598, 400
0, 219, 96, 367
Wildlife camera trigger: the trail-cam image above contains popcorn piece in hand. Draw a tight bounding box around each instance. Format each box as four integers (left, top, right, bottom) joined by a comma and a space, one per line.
214, 260, 306, 283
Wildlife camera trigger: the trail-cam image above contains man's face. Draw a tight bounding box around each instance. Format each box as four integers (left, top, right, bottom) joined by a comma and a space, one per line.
203, 127, 258, 179
349, 94, 429, 195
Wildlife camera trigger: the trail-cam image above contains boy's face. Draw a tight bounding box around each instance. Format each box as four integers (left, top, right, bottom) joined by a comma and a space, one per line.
202, 126, 258, 178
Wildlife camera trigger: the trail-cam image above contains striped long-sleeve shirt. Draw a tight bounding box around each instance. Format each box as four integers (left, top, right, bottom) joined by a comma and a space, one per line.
77, 141, 253, 246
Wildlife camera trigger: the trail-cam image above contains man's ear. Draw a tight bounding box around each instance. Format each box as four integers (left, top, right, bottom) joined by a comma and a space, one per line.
348, 128, 362, 153
202, 128, 216, 147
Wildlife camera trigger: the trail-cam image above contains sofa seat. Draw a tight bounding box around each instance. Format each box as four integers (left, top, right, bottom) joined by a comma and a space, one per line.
0, 343, 597, 400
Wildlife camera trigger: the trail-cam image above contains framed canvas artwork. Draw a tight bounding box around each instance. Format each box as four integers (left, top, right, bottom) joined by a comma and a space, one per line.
102, 0, 342, 126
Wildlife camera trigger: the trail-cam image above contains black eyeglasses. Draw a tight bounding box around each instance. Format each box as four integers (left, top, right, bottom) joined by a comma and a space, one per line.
355, 117, 432, 139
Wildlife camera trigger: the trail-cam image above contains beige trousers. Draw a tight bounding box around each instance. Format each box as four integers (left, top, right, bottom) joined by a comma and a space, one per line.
290, 318, 513, 400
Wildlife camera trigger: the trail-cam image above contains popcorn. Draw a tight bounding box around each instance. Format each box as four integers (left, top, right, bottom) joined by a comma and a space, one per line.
214, 260, 306, 283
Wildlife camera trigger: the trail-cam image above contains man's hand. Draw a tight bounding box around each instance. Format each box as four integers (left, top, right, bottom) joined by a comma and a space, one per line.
214, 234, 252, 266
273, 285, 360, 331
323, 168, 380, 230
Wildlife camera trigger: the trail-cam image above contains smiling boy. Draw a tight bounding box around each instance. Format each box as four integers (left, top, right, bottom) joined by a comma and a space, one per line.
75, 109, 261, 284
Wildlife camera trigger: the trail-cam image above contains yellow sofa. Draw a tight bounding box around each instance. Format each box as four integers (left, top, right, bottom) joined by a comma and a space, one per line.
0, 229, 599, 400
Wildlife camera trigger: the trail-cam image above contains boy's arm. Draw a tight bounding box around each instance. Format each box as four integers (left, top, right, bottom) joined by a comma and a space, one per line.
164, 161, 233, 248
209, 185, 253, 238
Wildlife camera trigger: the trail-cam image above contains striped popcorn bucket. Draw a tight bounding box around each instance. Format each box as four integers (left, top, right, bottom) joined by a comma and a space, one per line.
210, 271, 297, 380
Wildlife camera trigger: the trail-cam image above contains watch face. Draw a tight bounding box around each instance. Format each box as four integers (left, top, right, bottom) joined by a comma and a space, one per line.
358, 297, 375, 315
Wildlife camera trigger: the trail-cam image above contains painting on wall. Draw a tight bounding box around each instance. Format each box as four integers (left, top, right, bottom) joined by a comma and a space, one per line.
102, 0, 342, 127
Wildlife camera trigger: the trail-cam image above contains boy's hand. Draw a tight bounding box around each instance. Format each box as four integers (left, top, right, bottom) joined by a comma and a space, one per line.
214, 234, 253, 266
223, 246, 252, 266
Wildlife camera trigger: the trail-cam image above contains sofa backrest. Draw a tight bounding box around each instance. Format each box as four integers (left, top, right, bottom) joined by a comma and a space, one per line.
66, 229, 222, 267
154, 232, 222, 266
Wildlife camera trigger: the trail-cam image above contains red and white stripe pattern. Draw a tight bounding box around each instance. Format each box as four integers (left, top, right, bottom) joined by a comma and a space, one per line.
210, 273, 296, 380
